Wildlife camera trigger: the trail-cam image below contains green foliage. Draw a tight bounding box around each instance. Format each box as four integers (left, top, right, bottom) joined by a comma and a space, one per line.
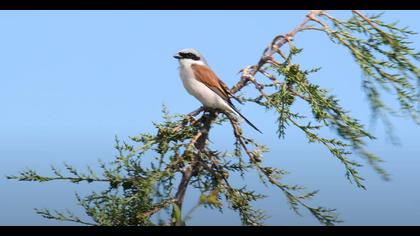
247, 47, 384, 187
7, 106, 339, 226
319, 11, 420, 137
7, 11, 419, 226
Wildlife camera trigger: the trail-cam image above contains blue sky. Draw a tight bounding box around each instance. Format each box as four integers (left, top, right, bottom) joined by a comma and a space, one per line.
0, 10, 419, 225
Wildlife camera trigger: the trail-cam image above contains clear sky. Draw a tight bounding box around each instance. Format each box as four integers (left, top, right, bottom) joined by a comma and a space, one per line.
0, 10, 419, 226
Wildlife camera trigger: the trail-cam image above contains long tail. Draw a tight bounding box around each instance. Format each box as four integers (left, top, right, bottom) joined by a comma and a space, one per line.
228, 103, 262, 134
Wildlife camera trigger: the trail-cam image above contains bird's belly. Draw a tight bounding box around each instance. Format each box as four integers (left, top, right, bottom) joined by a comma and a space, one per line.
183, 76, 219, 108
180, 74, 224, 110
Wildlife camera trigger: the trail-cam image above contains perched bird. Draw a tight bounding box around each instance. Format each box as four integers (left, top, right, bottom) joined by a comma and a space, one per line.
173, 48, 262, 133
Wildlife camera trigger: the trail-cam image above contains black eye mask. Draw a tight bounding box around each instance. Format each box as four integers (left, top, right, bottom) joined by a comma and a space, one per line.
179, 52, 201, 61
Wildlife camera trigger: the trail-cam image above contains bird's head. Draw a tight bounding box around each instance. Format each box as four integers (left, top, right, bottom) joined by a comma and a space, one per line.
173, 48, 207, 66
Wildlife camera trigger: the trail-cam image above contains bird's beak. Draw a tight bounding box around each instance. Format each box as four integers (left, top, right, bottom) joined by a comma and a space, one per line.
173, 53, 181, 59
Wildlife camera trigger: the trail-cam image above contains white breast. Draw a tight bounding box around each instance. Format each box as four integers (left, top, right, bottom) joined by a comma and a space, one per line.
178, 63, 233, 113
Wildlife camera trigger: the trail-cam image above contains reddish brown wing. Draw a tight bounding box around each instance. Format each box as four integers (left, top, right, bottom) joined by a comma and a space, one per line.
191, 64, 232, 102
192, 64, 262, 133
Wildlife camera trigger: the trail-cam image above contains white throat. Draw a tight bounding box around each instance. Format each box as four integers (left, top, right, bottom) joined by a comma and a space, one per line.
178, 58, 206, 68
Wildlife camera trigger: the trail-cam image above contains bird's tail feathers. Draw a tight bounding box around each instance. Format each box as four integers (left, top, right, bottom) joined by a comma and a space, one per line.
228, 103, 262, 134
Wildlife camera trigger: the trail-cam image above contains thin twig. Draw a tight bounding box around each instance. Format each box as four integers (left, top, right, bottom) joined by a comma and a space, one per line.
142, 198, 177, 218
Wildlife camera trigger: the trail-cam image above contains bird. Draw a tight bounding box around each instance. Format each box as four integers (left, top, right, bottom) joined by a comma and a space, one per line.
173, 48, 262, 133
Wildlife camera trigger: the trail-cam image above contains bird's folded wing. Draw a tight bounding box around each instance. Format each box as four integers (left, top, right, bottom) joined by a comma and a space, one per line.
191, 64, 233, 102
191, 64, 262, 133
